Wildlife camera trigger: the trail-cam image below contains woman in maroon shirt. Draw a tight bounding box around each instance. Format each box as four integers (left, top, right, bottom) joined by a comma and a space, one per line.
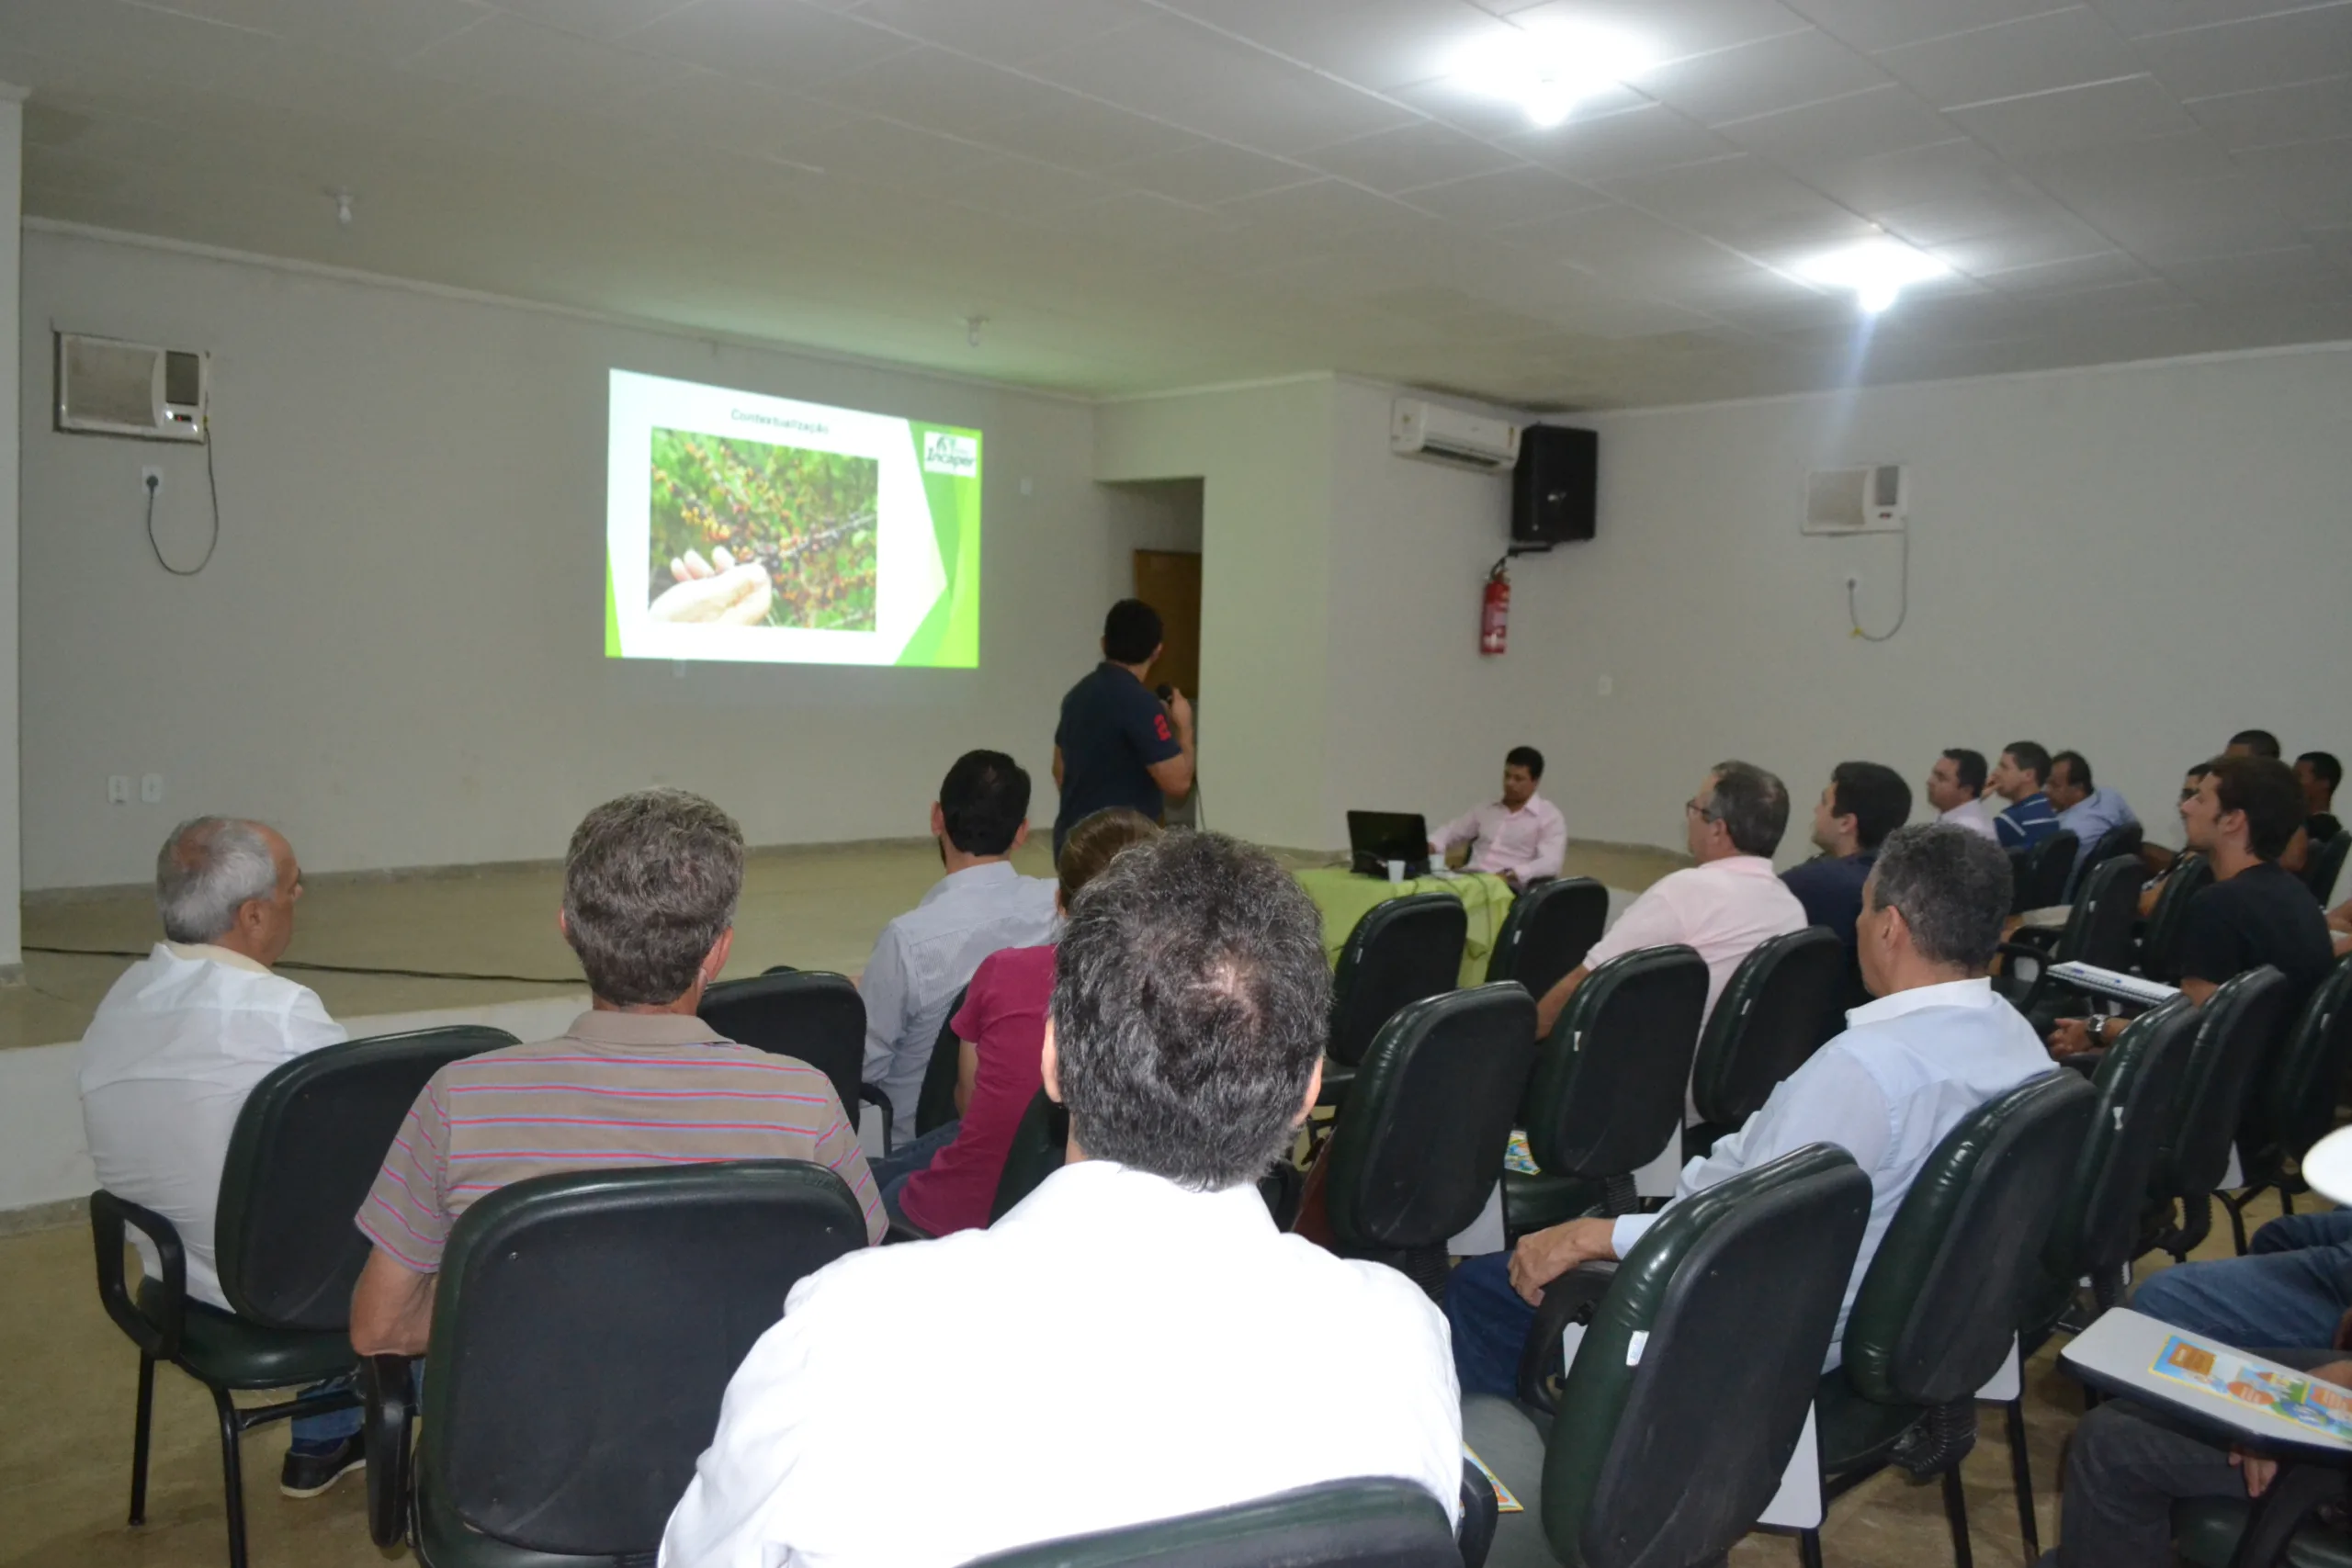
888, 808, 1161, 1236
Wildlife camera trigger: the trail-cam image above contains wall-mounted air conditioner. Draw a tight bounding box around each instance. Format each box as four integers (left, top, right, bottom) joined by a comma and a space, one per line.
1390, 398, 1520, 473
1803, 464, 1906, 535
56, 333, 209, 442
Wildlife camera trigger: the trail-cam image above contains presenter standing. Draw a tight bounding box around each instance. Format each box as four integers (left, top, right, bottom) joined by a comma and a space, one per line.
1430, 747, 1567, 890
1051, 600, 1195, 861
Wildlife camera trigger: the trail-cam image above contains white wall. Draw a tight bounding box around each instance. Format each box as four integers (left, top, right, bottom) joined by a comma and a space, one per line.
0, 93, 22, 968
1101, 477, 1203, 612
1498, 344, 2352, 861
19, 228, 1114, 889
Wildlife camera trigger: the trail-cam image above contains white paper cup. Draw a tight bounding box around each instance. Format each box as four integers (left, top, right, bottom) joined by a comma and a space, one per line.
1385, 859, 1408, 884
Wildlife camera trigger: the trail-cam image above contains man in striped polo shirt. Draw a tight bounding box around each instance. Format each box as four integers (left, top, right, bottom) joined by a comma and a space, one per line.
348, 789, 884, 1359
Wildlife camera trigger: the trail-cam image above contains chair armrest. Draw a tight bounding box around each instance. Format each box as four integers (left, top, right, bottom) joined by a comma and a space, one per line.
1514, 1260, 1620, 1416
88, 1190, 186, 1362
1456, 1457, 1499, 1568
857, 1084, 894, 1149
362, 1355, 419, 1549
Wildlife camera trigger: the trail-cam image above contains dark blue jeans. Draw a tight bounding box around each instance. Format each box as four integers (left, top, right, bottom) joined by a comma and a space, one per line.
2130, 1209, 2352, 1350
1445, 1253, 1534, 1400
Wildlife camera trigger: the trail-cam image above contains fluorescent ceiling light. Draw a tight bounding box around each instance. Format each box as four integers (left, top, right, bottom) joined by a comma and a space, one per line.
1799, 241, 1951, 315
1451, 25, 1654, 129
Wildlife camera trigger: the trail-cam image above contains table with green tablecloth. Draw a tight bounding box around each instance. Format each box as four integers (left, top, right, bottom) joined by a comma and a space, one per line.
1292, 866, 1515, 987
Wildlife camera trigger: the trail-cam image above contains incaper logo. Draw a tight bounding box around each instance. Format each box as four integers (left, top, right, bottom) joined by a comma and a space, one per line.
922, 432, 979, 476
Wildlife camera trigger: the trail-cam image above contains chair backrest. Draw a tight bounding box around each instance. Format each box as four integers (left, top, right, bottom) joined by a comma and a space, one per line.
1842, 1071, 2097, 1406
2042, 999, 2199, 1284
2086, 822, 2143, 874
1524, 946, 1709, 1180
423, 1161, 868, 1557
1328, 894, 1467, 1068
697, 969, 865, 1122
1487, 877, 1609, 1004
1326, 984, 1540, 1254
916, 983, 972, 1137
2013, 831, 2079, 913
2308, 831, 2351, 903
2052, 855, 2150, 975
2242, 956, 2352, 1175
213, 1025, 515, 1329
2141, 852, 2214, 982
1688, 928, 1848, 1130
989, 1088, 1071, 1224
2153, 965, 2293, 1200
959, 1478, 1459, 1568
1542, 1145, 1872, 1568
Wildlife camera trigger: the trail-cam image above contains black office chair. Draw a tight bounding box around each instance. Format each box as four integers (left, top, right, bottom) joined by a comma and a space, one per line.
365, 1161, 869, 1565
1807, 1071, 2097, 1568
913, 982, 972, 1139
1322, 984, 1539, 1303
1483, 878, 1607, 1010
1995, 856, 2147, 1021
1685, 928, 1848, 1158
1469, 1145, 1872, 1568
1504, 945, 1708, 1238
2140, 965, 2295, 1263
963, 1478, 1467, 1568
2139, 852, 2215, 982
698, 967, 865, 1123
2009, 831, 2079, 914
1318, 894, 1467, 1108
2005, 999, 2197, 1557
2308, 830, 2351, 903
89, 1025, 515, 1568
2222, 956, 2352, 1253
2081, 821, 2144, 883
989, 1088, 1071, 1224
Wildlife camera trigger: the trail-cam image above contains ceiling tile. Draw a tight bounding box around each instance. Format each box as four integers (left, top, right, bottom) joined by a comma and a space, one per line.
2159, 243, 2347, 302
1499, 104, 1740, 180
1795, 135, 2012, 207
620, 0, 914, 90
1507, 0, 1815, 60
401, 15, 694, 104
1945, 73, 2199, 154
1875, 6, 2144, 107
12, 0, 281, 89
2071, 174, 2309, 260
1974, 247, 2151, 291
808, 46, 1057, 135
124, 0, 497, 61
2134, 4, 2352, 99
1215, 177, 1430, 238
487, 0, 693, 43
1113, 142, 1318, 204
1511, 201, 1751, 281
2008, 127, 2236, 202
1301, 121, 1529, 192
1713, 84, 1959, 164
851, 0, 1151, 67
2184, 74, 2352, 150
944, 155, 1124, 221
1599, 153, 1857, 233
961, 94, 1208, 174
2233, 136, 2352, 227
593, 69, 861, 155
1921, 213, 2116, 269
1396, 164, 1613, 224
1151, 0, 1524, 94
780, 115, 1004, 192
1385, 77, 1648, 141
1639, 28, 1891, 124
200, 42, 488, 132
1784, 0, 2076, 52
2084, 0, 2330, 41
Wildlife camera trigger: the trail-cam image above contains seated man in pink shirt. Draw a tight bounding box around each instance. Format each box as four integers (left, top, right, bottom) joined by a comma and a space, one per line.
1532, 760, 1808, 1038
1429, 746, 1567, 891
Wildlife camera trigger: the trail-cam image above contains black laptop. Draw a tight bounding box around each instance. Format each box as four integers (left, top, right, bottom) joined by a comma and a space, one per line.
1347, 810, 1431, 880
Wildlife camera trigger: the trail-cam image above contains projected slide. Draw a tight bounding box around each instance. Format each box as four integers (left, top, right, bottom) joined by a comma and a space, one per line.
605, 369, 980, 666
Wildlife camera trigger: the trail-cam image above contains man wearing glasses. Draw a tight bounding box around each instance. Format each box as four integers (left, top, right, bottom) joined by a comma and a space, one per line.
1531, 761, 1809, 1038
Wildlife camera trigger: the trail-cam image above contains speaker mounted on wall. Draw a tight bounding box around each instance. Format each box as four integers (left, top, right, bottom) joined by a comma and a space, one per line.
1511, 424, 1597, 550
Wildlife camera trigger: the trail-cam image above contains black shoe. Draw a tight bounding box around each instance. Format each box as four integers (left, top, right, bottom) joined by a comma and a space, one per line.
279, 1433, 366, 1498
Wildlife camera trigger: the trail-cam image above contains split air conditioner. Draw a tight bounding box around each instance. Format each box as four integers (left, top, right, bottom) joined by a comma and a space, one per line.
1390, 398, 1520, 473
1803, 464, 1907, 535
55, 333, 209, 442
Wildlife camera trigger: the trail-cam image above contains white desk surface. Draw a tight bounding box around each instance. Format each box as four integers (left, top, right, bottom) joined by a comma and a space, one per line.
2062, 1308, 2352, 1458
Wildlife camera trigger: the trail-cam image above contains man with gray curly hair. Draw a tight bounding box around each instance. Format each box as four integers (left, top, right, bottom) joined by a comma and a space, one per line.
349, 790, 884, 1364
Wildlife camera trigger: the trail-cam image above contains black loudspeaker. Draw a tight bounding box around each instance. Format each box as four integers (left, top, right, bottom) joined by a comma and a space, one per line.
1512, 424, 1597, 547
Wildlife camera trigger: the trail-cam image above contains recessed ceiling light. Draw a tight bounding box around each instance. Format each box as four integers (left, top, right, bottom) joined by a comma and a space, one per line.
1799, 241, 1951, 315
1451, 24, 1654, 129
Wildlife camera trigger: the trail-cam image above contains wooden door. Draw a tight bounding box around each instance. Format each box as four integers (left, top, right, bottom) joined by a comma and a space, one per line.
1131, 550, 1202, 700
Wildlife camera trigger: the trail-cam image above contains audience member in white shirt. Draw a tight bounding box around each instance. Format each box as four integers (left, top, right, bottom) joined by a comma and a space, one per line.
1533, 761, 1807, 1038
860, 750, 1057, 1161
1928, 748, 2000, 841
76, 817, 356, 1493
664, 832, 1464, 1568
1428, 746, 1568, 889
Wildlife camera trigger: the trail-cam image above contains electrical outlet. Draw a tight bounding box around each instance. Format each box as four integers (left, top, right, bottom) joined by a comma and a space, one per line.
107, 774, 131, 805
1597, 674, 1614, 698
141, 465, 164, 499
141, 773, 164, 804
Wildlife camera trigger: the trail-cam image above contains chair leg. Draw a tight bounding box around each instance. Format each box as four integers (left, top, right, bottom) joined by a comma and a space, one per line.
2283, 1187, 2297, 1217
1797, 1528, 1824, 1568
211, 1386, 249, 1568
2223, 1190, 2251, 1256
1940, 1467, 1973, 1568
2005, 1398, 2039, 1561
128, 1352, 155, 1526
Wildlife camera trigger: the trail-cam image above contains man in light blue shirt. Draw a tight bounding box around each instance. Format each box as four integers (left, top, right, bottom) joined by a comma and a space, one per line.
2048, 750, 2139, 883
861, 751, 1058, 1159
1444, 822, 2054, 1395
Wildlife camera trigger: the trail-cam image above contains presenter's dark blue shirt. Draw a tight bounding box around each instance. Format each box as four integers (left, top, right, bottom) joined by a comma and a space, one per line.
1782, 852, 1877, 952
1996, 793, 2060, 849
1053, 663, 1181, 854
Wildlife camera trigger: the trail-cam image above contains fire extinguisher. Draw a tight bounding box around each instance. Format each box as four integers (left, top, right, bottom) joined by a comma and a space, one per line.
1480, 557, 1510, 657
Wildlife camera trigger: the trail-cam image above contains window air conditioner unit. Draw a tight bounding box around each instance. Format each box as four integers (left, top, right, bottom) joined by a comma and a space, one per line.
55, 332, 209, 442
1803, 464, 1906, 535
1390, 398, 1520, 473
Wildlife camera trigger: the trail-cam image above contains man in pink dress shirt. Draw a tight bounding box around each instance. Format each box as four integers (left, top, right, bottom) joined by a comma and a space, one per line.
1429, 747, 1568, 891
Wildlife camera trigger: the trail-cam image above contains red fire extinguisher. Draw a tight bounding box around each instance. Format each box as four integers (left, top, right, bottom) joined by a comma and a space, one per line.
1480, 557, 1510, 657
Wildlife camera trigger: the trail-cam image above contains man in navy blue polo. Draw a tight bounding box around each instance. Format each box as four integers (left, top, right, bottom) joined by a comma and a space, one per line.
1988, 740, 2061, 849
1051, 600, 1194, 861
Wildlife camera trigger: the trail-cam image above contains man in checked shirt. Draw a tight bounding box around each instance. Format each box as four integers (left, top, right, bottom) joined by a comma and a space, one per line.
348, 788, 884, 1359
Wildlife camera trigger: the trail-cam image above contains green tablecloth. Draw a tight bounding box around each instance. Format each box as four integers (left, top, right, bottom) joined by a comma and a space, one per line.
1292, 866, 1514, 987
